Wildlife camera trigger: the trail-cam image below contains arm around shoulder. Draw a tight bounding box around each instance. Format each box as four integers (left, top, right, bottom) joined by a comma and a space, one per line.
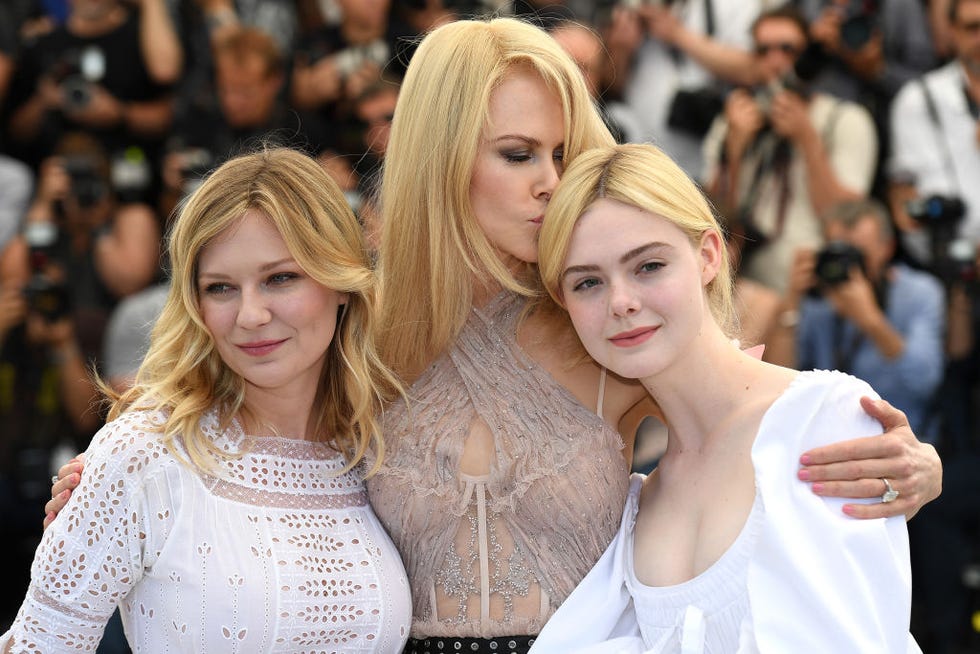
748, 372, 919, 651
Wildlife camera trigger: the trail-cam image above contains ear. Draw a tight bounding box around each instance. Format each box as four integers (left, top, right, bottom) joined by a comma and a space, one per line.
698, 230, 724, 287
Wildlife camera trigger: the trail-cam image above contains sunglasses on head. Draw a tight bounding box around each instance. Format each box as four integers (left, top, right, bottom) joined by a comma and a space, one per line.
754, 42, 801, 56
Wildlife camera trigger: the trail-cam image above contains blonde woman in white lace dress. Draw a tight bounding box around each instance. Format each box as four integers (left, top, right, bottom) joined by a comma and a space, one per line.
2, 148, 411, 653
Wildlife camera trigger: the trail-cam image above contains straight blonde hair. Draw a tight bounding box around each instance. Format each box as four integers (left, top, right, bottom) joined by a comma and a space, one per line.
539, 144, 737, 335
376, 17, 615, 380
108, 147, 399, 475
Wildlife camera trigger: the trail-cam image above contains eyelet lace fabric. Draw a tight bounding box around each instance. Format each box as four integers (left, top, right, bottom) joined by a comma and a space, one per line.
2, 409, 411, 653
367, 292, 629, 638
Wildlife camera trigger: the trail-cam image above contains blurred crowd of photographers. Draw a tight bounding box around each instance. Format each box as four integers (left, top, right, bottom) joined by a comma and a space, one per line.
0, 0, 978, 652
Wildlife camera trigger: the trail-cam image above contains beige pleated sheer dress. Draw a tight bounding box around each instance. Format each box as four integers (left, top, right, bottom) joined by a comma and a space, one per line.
368, 291, 630, 639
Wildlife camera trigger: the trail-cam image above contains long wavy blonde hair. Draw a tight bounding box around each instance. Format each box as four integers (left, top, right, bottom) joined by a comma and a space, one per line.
108, 147, 399, 474
538, 144, 737, 335
376, 17, 616, 381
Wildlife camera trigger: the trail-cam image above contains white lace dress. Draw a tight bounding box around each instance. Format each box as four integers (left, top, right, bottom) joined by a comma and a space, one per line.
1, 409, 411, 653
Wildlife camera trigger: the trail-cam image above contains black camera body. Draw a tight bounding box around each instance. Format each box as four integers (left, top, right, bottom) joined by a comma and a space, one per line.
840, 0, 879, 50
62, 155, 109, 209
47, 46, 106, 111
21, 222, 72, 323
906, 195, 966, 226
22, 275, 72, 323
815, 240, 866, 287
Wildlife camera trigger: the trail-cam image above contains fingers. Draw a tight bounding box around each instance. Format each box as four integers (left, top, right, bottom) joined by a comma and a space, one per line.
43, 489, 72, 530
800, 432, 904, 467
55, 458, 84, 488
840, 497, 917, 520
859, 396, 911, 432
52, 472, 80, 497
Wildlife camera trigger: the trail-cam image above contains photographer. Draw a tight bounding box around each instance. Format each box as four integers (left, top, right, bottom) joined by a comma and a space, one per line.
802, 0, 936, 100
13, 131, 159, 435
887, 0, 980, 268
160, 26, 301, 223
763, 198, 945, 439
290, 0, 416, 156
603, 0, 762, 176
5, 0, 175, 170
704, 4, 878, 293
0, 132, 155, 637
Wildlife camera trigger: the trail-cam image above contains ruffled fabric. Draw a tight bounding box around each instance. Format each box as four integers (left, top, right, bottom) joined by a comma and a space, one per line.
368, 292, 629, 637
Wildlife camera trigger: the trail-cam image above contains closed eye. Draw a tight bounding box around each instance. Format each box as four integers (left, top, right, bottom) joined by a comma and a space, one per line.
503, 150, 531, 163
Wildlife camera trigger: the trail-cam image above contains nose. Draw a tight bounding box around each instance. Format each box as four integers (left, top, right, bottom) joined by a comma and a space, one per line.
237, 287, 271, 328
608, 279, 640, 317
534, 157, 561, 201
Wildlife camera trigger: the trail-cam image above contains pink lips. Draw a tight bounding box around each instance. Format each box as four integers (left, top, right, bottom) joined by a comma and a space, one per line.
236, 339, 286, 357
609, 326, 657, 348
530, 215, 543, 225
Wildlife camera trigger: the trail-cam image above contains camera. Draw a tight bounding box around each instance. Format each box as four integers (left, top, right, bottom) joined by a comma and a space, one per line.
333, 40, 390, 78
178, 148, 214, 198
906, 195, 966, 226
62, 154, 109, 209
21, 222, 71, 323
110, 146, 153, 204
839, 1, 879, 50
47, 45, 106, 111
814, 240, 865, 287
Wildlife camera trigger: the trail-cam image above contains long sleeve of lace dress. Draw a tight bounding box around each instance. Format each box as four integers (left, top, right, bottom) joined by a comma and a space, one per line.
2, 410, 175, 652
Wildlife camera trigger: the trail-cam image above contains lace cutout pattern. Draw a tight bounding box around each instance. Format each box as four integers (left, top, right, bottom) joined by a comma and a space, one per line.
2, 408, 411, 653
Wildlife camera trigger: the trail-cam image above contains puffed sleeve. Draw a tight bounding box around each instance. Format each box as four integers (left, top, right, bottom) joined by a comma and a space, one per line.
746, 370, 921, 653
1, 410, 175, 653
530, 474, 646, 654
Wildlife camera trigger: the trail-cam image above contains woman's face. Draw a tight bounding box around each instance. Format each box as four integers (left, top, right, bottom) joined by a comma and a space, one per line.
469, 67, 565, 269
197, 209, 347, 403
558, 198, 720, 381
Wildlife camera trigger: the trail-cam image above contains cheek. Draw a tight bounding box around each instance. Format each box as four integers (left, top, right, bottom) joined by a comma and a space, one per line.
199, 301, 229, 338
566, 299, 605, 349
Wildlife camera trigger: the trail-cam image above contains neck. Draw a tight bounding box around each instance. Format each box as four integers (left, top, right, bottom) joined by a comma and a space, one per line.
639, 321, 769, 454
242, 387, 319, 441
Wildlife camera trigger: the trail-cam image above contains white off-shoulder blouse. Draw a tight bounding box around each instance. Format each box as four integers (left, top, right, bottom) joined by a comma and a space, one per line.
530, 370, 921, 654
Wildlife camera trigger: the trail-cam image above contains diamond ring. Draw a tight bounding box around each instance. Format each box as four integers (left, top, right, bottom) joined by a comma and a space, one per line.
880, 477, 899, 503
51, 475, 59, 485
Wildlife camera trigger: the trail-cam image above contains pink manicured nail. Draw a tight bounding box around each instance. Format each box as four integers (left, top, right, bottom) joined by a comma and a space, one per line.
798, 469, 810, 481
842, 505, 855, 516
812, 483, 824, 494
800, 454, 812, 465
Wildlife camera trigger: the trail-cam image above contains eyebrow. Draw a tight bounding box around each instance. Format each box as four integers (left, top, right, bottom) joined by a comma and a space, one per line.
492, 135, 541, 146
561, 242, 672, 280
198, 257, 297, 279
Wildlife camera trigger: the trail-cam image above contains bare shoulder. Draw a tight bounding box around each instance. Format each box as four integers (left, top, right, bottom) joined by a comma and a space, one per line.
519, 309, 650, 424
